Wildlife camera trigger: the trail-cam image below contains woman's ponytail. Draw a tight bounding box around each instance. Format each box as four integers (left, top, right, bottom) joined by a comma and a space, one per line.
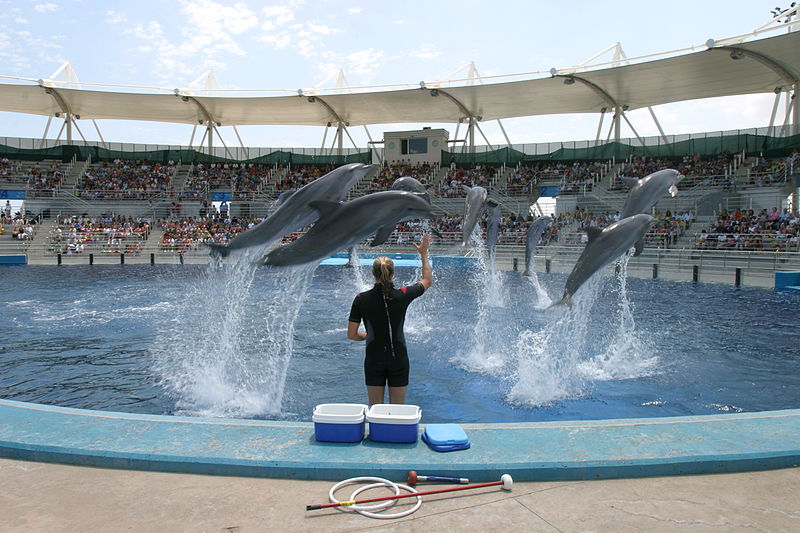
372, 256, 395, 299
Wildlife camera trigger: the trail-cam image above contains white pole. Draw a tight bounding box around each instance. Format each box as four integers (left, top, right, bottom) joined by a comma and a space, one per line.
39, 116, 53, 148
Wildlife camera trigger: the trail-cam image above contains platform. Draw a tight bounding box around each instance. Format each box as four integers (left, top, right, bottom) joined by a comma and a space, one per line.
1, 399, 798, 482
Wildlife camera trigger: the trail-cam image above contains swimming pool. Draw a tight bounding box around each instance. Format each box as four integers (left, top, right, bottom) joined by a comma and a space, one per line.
1, 259, 798, 422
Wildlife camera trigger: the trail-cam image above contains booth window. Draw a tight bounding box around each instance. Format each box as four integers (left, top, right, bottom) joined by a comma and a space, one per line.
401, 138, 428, 155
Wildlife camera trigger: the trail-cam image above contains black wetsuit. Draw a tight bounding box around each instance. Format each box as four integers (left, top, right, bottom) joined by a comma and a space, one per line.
348, 283, 425, 387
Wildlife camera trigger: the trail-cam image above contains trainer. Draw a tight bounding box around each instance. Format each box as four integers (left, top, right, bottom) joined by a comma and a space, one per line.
347, 234, 432, 405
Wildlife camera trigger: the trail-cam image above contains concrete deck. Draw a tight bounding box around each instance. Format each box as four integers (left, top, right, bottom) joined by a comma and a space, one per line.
3, 458, 799, 532
2, 399, 799, 483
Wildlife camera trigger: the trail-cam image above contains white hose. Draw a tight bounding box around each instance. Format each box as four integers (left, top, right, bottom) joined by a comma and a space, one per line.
328, 476, 422, 519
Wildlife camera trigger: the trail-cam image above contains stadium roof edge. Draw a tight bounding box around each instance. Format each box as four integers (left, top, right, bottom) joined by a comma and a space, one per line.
0, 31, 798, 128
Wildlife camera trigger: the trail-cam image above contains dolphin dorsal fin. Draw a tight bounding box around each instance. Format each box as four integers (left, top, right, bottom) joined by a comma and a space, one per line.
621, 176, 639, 187
461, 185, 472, 193
586, 227, 603, 243
308, 200, 342, 219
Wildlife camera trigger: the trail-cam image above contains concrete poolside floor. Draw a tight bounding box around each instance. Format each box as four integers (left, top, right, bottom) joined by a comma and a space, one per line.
2, 458, 798, 533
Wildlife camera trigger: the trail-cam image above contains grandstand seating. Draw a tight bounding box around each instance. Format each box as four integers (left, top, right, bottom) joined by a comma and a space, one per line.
47, 215, 151, 255
1, 146, 796, 258
76, 159, 176, 200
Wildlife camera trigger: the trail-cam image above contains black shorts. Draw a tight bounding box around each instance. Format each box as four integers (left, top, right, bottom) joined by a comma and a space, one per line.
364, 350, 409, 388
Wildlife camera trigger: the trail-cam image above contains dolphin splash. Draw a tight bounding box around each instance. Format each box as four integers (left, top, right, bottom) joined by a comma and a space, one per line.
263, 191, 435, 267
524, 216, 553, 277
461, 185, 488, 245
206, 163, 374, 258
551, 214, 654, 307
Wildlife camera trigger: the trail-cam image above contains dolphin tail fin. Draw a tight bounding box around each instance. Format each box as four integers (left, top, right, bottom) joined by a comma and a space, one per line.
207, 243, 231, 258
547, 294, 572, 309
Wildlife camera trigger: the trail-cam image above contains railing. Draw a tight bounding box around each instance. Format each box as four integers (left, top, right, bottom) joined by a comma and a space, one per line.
691, 232, 800, 253
44, 227, 150, 254
75, 189, 170, 201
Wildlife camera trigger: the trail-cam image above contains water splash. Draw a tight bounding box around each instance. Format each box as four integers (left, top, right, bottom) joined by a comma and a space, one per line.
579, 255, 659, 380
450, 231, 510, 375
507, 274, 602, 405
153, 249, 317, 418
524, 271, 552, 309
508, 255, 658, 407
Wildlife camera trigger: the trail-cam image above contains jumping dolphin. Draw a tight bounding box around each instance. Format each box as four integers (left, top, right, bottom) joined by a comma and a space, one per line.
263, 191, 435, 267
461, 185, 488, 245
485, 201, 503, 264
619, 169, 682, 256
274, 188, 296, 206
371, 176, 432, 246
206, 163, 373, 257
551, 214, 654, 307
620, 169, 682, 218
392, 176, 431, 203
524, 216, 553, 277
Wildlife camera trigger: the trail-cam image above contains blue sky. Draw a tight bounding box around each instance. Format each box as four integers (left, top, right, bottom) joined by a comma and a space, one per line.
0, 0, 794, 150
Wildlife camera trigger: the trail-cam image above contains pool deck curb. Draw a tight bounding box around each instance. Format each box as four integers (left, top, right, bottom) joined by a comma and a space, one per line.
1, 399, 798, 482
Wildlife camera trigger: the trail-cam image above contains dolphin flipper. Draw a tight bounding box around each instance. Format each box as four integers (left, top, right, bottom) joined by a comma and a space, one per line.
668, 184, 679, 197
370, 224, 395, 246
633, 238, 645, 257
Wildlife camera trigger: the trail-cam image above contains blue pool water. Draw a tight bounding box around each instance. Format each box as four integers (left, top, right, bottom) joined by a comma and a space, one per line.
0, 260, 798, 423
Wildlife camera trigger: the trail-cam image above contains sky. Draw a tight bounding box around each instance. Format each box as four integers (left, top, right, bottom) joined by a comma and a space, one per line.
0, 0, 796, 151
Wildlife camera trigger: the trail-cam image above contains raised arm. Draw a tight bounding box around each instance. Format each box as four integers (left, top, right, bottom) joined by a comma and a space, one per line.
413, 233, 432, 290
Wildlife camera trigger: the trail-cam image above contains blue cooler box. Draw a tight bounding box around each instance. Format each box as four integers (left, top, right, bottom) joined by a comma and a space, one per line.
366, 404, 421, 443
312, 403, 367, 442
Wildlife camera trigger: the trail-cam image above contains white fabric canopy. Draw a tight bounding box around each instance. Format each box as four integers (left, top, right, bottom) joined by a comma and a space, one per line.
1, 31, 798, 127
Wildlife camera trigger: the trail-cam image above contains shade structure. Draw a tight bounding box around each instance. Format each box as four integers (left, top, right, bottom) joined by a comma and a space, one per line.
1, 31, 798, 128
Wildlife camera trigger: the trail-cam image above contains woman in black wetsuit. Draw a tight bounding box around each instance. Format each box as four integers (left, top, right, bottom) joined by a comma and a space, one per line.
347, 234, 432, 405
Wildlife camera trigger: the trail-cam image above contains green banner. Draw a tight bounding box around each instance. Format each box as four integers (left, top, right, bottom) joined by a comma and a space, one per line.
0, 144, 372, 166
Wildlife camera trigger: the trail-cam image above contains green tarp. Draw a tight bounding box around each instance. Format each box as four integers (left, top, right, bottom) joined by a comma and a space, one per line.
1, 131, 797, 166
519, 134, 800, 163
442, 134, 800, 165
441, 146, 526, 166
0, 144, 372, 166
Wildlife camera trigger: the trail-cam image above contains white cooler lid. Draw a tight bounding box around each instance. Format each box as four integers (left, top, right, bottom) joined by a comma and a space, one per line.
366, 404, 421, 424
312, 403, 367, 423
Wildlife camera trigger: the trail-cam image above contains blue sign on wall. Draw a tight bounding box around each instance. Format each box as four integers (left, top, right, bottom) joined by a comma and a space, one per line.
211, 192, 232, 202
0, 190, 26, 200
539, 186, 560, 197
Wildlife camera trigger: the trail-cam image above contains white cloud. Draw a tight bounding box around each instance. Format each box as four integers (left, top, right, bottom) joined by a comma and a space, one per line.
14, 17, 29, 24
258, 4, 344, 60
119, 0, 262, 83
409, 45, 440, 60
185, 0, 258, 35
347, 7, 363, 14
105, 10, 127, 25
262, 5, 295, 26
305, 22, 342, 36
345, 48, 385, 76
33, 3, 59, 13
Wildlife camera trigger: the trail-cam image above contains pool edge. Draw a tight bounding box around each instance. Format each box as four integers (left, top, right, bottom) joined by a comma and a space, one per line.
1, 399, 798, 481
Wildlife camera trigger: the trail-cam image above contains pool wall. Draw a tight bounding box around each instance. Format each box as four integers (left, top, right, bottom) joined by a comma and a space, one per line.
1, 399, 798, 481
